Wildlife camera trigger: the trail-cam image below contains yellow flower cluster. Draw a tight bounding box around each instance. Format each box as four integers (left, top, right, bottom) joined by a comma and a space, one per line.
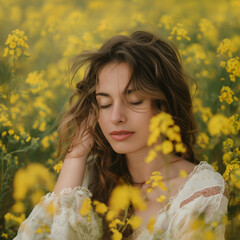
223, 138, 234, 152
79, 184, 146, 239
223, 163, 240, 182
207, 114, 235, 136
146, 171, 167, 192
217, 38, 237, 58
218, 86, 238, 104
198, 18, 218, 44
126, 215, 142, 230
146, 112, 186, 163
147, 217, 156, 234
226, 57, 240, 82
229, 168, 240, 189
35, 223, 50, 234
229, 114, 240, 133
93, 200, 108, 215
107, 185, 146, 221
3, 29, 29, 62
13, 163, 55, 203
25, 71, 48, 94
158, 15, 174, 30
4, 212, 26, 226
53, 161, 63, 173
145, 171, 168, 203
196, 132, 209, 149
0, 104, 12, 127
183, 44, 208, 65
222, 138, 240, 166
80, 198, 92, 217
193, 98, 212, 123
169, 23, 191, 41
41, 131, 58, 149
189, 216, 218, 240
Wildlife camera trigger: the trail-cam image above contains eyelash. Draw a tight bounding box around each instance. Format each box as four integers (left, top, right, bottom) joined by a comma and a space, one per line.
98, 100, 143, 109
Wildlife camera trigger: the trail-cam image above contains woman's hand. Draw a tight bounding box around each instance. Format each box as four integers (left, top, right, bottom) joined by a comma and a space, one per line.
66, 113, 95, 159
53, 114, 95, 194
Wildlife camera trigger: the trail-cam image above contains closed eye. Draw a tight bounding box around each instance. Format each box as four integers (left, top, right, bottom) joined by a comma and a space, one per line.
98, 100, 143, 109
98, 104, 111, 109
131, 100, 143, 105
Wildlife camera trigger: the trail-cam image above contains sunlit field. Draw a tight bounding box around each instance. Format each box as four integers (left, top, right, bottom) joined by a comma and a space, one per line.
0, 0, 239, 239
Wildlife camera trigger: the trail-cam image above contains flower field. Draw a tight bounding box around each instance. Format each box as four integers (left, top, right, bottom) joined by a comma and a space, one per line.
0, 0, 240, 239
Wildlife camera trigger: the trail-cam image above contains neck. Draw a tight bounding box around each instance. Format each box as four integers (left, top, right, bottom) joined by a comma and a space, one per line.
126, 147, 183, 184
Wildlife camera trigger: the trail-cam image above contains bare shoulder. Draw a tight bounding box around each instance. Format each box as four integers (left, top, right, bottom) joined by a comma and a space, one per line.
178, 159, 198, 175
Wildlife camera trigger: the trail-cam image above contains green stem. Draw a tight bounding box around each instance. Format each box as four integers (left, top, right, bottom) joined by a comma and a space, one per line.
118, 204, 129, 233
121, 212, 135, 233
7, 149, 27, 155
1, 153, 4, 188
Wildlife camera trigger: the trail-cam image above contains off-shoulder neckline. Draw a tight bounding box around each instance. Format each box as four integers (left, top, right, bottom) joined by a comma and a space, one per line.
156, 160, 213, 215
127, 161, 214, 239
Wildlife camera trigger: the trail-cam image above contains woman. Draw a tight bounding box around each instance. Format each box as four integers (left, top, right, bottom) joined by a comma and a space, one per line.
14, 31, 229, 239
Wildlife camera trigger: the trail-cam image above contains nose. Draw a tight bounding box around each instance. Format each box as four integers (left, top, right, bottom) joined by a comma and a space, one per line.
111, 102, 127, 124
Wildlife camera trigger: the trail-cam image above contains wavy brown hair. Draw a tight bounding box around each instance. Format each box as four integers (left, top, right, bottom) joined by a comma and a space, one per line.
56, 30, 199, 238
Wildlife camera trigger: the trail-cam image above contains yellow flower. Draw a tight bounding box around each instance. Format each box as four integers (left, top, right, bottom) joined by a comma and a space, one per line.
4, 212, 26, 225
106, 209, 118, 221
45, 200, 58, 217
157, 195, 166, 203
80, 198, 92, 217
14, 134, 20, 141
169, 23, 191, 41
179, 169, 187, 178
147, 217, 156, 234
1, 233, 8, 238
127, 215, 142, 230
109, 185, 130, 213
208, 114, 232, 136
130, 187, 147, 211
35, 224, 50, 234
204, 231, 215, 240
2, 131, 7, 136
109, 219, 124, 228
145, 149, 157, 163
146, 171, 167, 192
12, 201, 25, 213
93, 200, 108, 215
226, 57, 240, 78
197, 132, 209, 149
31, 189, 45, 205
26, 136, 31, 142
53, 161, 63, 173
8, 129, 14, 135
161, 140, 173, 154
222, 152, 232, 165
175, 142, 186, 153
39, 121, 46, 132
111, 228, 122, 240
219, 86, 238, 104
13, 163, 55, 201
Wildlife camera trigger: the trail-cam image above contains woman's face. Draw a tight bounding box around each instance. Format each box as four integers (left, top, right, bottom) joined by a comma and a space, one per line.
96, 62, 156, 155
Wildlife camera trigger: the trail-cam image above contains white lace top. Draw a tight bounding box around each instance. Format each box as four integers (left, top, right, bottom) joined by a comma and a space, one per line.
13, 161, 229, 240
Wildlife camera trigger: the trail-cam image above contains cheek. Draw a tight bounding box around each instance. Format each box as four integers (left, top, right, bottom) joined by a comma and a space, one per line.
97, 114, 107, 132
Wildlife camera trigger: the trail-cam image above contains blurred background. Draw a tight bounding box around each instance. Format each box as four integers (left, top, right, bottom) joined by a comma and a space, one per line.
0, 0, 239, 239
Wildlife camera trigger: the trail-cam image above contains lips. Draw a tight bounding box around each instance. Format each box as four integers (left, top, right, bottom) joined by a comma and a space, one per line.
110, 131, 135, 141
110, 130, 135, 135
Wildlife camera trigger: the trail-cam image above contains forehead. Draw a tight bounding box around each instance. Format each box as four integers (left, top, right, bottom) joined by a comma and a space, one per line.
96, 62, 132, 93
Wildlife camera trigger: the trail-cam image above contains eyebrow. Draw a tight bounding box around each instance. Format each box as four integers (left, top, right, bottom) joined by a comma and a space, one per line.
96, 88, 137, 97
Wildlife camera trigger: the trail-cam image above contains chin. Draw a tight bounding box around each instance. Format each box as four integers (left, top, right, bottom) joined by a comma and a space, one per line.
110, 144, 140, 155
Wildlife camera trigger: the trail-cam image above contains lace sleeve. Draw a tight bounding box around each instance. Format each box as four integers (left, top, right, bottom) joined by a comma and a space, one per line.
13, 186, 103, 240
